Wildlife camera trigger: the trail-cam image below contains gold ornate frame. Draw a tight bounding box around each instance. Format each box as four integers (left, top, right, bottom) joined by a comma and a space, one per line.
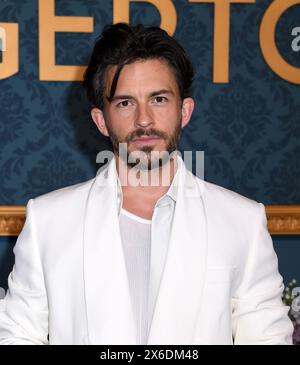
0, 205, 300, 236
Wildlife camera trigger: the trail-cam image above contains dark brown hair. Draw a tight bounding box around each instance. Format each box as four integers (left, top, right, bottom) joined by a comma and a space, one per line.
83, 23, 194, 110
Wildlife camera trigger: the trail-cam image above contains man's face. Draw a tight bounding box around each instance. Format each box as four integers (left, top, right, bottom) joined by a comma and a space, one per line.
91, 58, 194, 170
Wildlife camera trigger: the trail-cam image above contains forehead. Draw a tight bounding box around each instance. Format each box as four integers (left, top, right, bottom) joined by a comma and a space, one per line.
104, 58, 179, 95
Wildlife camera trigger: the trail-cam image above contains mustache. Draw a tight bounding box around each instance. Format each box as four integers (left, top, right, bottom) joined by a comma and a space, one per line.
126, 128, 168, 142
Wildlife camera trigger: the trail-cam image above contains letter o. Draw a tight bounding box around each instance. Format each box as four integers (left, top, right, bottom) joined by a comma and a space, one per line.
260, 0, 300, 84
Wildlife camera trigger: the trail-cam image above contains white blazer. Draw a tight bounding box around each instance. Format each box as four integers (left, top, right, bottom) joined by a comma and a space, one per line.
0, 155, 294, 345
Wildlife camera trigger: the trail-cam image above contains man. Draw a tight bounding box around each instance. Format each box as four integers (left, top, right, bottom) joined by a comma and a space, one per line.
0, 23, 294, 345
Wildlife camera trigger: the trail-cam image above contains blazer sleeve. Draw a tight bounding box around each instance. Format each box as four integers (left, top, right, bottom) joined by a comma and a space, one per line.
231, 202, 294, 345
0, 199, 49, 344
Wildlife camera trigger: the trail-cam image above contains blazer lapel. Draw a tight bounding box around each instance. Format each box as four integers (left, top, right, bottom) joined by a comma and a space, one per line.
147, 161, 208, 345
82, 155, 208, 345
83, 157, 136, 344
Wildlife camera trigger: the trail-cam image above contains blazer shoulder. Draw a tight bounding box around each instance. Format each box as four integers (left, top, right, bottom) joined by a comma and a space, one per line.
197, 178, 268, 246
30, 177, 96, 211
198, 177, 263, 215
202, 178, 259, 203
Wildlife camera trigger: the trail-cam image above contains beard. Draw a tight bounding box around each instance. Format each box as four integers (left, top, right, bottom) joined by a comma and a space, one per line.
106, 120, 182, 171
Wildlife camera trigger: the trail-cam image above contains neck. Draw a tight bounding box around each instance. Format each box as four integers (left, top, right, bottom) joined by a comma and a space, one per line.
115, 152, 178, 197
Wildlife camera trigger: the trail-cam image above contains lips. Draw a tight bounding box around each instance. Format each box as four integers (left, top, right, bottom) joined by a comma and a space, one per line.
132, 136, 161, 144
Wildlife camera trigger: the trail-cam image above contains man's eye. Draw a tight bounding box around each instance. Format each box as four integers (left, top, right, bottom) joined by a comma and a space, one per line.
117, 100, 131, 108
154, 96, 167, 103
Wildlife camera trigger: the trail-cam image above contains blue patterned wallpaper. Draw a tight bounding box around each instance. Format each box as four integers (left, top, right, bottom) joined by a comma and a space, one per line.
0, 1, 299, 292
0, 0, 299, 205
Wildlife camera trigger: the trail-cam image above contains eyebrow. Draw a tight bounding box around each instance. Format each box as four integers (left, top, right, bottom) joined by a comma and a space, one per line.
109, 89, 175, 103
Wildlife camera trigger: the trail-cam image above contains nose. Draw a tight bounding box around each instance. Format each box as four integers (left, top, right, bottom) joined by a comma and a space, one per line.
134, 103, 154, 129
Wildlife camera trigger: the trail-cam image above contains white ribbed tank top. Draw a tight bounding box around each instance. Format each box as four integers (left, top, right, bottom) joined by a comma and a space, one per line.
118, 208, 151, 345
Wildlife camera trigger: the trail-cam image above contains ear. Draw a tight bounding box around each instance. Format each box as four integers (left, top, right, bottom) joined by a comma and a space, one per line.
90, 107, 110, 137
181, 97, 195, 128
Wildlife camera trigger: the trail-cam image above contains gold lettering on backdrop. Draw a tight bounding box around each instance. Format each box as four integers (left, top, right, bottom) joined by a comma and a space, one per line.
189, 1, 255, 83
0, 23, 19, 79
260, 0, 300, 84
113, 0, 177, 35
38, 0, 94, 81
0, 0, 299, 83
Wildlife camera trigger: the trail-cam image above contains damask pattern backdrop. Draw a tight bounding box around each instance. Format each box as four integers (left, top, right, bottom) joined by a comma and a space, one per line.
0, 1, 299, 287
